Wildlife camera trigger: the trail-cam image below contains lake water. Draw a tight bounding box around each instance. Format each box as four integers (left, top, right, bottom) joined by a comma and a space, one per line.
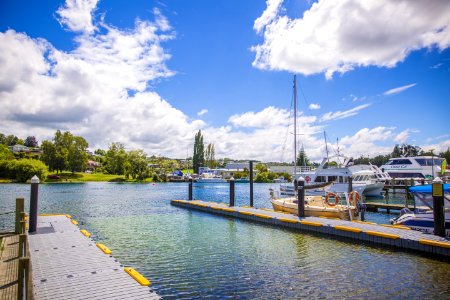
1, 182, 449, 299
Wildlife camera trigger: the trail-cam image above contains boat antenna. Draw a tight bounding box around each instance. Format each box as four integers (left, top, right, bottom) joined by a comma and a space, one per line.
324, 131, 329, 165
293, 74, 297, 179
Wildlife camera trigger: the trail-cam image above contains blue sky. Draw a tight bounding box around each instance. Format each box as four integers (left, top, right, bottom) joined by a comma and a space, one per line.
0, 0, 449, 162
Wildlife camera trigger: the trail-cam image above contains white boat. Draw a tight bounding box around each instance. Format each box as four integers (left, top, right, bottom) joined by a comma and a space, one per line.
380, 156, 446, 181
391, 184, 450, 237
273, 176, 288, 183
280, 155, 368, 196
349, 164, 391, 197
195, 173, 227, 183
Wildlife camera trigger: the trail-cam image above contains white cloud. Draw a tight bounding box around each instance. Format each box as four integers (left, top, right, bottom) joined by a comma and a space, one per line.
394, 129, 411, 143
228, 106, 291, 128
320, 104, 371, 122
0, 1, 203, 158
197, 109, 208, 116
252, 0, 450, 79
57, 0, 99, 34
308, 103, 320, 110
254, 0, 284, 34
383, 83, 417, 96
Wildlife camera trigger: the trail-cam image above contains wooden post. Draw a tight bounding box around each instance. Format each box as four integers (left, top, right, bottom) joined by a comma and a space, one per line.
404, 180, 409, 208
188, 177, 193, 200
249, 161, 254, 207
391, 178, 395, 195
432, 179, 445, 237
29, 175, 40, 233
17, 257, 29, 300
15, 198, 24, 234
229, 177, 235, 207
297, 177, 305, 218
19, 234, 27, 258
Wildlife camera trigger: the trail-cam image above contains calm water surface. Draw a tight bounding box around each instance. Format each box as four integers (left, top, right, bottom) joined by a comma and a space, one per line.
1, 183, 449, 299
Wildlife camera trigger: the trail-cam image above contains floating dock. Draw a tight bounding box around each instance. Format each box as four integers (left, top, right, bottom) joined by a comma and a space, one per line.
171, 200, 450, 257
28, 215, 160, 300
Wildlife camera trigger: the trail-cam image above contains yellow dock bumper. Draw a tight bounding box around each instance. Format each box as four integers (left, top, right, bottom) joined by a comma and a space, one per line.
96, 243, 112, 255
124, 267, 150, 286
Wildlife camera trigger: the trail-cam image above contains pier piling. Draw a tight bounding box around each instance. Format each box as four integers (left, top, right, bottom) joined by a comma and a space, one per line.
249, 161, 254, 207
230, 177, 235, 207
432, 178, 445, 237
298, 177, 305, 217
188, 177, 193, 200
29, 175, 40, 233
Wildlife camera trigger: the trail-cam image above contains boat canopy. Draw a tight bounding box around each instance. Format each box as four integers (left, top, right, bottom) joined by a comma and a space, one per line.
409, 184, 450, 194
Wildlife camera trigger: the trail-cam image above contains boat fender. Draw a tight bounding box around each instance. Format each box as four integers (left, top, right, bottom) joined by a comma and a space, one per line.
325, 193, 339, 206
349, 191, 360, 206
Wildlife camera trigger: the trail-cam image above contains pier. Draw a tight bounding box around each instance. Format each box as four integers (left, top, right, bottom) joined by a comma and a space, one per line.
27, 214, 160, 300
171, 200, 450, 257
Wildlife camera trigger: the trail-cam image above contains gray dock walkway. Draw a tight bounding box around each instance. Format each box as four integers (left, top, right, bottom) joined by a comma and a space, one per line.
171, 200, 450, 257
28, 215, 160, 300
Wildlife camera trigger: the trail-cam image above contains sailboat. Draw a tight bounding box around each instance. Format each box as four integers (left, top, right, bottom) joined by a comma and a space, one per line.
270, 75, 359, 220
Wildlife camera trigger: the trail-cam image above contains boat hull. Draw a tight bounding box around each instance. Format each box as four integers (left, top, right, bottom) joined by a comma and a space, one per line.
270, 198, 358, 220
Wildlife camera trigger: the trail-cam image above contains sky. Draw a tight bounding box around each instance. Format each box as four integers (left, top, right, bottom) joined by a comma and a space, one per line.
0, 0, 449, 162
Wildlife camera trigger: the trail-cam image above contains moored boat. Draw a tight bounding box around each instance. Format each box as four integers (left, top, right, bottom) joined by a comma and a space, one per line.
391, 183, 450, 237
270, 191, 359, 220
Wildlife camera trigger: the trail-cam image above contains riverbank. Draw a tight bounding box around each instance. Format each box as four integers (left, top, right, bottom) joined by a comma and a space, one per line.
0, 172, 155, 183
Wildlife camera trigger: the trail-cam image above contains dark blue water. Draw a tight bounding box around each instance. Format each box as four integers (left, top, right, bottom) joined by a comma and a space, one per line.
1, 183, 449, 299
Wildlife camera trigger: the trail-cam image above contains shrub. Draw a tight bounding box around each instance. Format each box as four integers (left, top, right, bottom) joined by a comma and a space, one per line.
0, 159, 48, 182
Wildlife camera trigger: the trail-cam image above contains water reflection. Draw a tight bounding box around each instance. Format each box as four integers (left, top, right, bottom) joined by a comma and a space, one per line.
1, 183, 449, 299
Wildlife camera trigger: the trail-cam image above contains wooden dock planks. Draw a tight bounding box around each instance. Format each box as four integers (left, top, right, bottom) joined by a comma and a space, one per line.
28, 216, 160, 300
171, 200, 450, 257
0, 235, 19, 300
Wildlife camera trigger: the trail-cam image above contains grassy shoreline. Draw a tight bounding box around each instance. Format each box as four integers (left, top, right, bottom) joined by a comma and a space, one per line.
0, 172, 155, 183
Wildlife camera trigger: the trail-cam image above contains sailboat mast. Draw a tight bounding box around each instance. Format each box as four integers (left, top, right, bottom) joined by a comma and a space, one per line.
293, 75, 297, 178
324, 131, 329, 165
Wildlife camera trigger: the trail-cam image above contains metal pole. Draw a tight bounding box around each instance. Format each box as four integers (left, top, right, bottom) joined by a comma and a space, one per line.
432, 178, 445, 237
249, 161, 254, 207
188, 177, 193, 200
298, 177, 305, 217
229, 177, 235, 207
29, 175, 40, 233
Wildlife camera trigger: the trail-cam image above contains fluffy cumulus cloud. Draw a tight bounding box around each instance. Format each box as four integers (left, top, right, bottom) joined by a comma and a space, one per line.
252, 0, 450, 79
0, 0, 204, 157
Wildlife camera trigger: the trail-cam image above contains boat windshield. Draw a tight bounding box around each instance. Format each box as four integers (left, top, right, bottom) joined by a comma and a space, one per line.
385, 159, 413, 165
415, 158, 445, 166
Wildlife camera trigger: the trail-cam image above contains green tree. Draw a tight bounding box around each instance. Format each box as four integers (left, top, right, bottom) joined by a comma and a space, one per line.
127, 150, 149, 180
204, 143, 216, 168
68, 136, 88, 172
296, 145, 310, 167
3, 135, 22, 146
105, 142, 127, 175
255, 162, 268, 173
391, 144, 402, 158
24, 136, 38, 147
94, 149, 106, 156
41, 140, 65, 173
192, 130, 204, 173
0, 144, 13, 160
440, 148, 450, 165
